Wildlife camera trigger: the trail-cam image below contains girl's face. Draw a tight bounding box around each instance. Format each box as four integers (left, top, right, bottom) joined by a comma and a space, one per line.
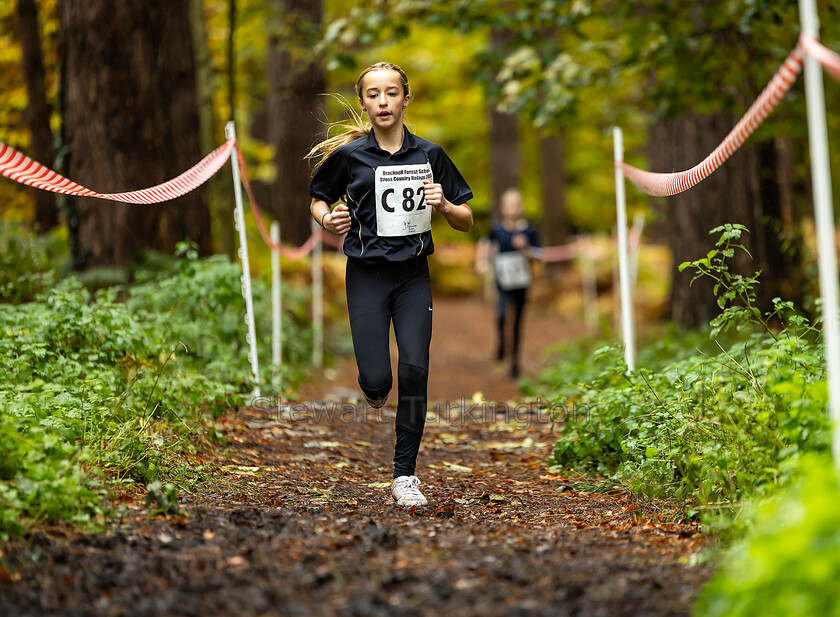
359, 69, 410, 131
501, 193, 523, 220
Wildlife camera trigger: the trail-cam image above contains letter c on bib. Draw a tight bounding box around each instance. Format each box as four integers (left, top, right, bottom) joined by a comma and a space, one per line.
381, 188, 395, 213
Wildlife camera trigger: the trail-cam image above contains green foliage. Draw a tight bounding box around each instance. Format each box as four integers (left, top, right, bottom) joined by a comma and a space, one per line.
544, 226, 831, 511
0, 244, 322, 538
318, 1, 840, 232
694, 453, 840, 617
679, 224, 775, 338
130, 241, 318, 389
534, 327, 727, 402
0, 222, 65, 303
144, 481, 182, 517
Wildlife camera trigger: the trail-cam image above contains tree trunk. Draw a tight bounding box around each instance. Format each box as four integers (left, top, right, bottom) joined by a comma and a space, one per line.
16, 0, 57, 232
652, 111, 798, 328
488, 109, 521, 220
191, 0, 235, 257
538, 131, 569, 280
265, 0, 325, 246
538, 131, 569, 245
488, 27, 521, 220
60, 0, 210, 269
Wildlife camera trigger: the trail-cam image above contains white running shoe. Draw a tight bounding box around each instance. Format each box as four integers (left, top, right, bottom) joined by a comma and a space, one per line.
391, 475, 428, 507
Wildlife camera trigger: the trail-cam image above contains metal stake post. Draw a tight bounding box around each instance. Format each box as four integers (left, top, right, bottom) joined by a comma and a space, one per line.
311, 218, 324, 369
226, 121, 260, 398
800, 0, 840, 470
271, 221, 282, 391
613, 127, 636, 372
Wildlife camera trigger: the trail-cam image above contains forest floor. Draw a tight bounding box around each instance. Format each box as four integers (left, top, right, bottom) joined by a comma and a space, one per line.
0, 296, 711, 617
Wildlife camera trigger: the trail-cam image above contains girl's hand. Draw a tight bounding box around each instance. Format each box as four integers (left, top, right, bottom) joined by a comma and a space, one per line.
423, 181, 450, 213
512, 233, 528, 250
324, 204, 351, 235
423, 180, 473, 232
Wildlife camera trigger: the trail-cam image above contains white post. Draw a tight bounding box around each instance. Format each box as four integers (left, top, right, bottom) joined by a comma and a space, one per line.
311, 218, 324, 369
800, 0, 840, 471
613, 127, 636, 372
226, 121, 260, 398
271, 221, 282, 391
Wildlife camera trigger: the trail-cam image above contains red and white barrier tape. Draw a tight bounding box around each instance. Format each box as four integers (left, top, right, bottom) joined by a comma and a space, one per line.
234, 144, 343, 260
0, 138, 235, 204
540, 243, 577, 263
539, 225, 641, 264
619, 34, 840, 198
619, 42, 804, 197
0, 132, 342, 260
801, 33, 840, 83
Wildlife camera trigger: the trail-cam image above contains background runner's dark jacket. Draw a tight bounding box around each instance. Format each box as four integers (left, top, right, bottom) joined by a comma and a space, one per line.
488, 220, 541, 291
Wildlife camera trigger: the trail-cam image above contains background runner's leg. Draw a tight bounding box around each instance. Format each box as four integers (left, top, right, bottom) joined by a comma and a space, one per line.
511, 289, 527, 378
496, 290, 508, 360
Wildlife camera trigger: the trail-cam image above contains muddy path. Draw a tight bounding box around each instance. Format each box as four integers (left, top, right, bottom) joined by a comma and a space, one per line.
0, 296, 710, 617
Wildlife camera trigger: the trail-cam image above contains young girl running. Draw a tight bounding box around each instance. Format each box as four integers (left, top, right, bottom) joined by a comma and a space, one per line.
307, 62, 474, 507
476, 188, 541, 379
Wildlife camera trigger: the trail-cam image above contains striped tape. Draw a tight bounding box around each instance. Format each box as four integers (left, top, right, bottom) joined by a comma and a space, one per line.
0, 133, 341, 260
234, 144, 343, 259
0, 139, 235, 204
619, 42, 805, 197
801, 33, 840, 83
620, 34, 840, 197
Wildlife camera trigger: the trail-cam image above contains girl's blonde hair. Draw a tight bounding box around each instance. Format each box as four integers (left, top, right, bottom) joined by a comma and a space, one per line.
306, 62, 411, 175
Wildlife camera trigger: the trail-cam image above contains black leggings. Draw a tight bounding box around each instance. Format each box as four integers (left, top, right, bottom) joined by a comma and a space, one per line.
345, 257, 432, 478
497, 287, 527, 361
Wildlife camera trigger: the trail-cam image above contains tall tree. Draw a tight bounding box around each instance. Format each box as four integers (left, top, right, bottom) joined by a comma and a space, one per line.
652, 112, 792, 327
191, 0, 235, 257
16, 0, 57, 232
635, 2, 806, 327
59, 0, 210, 268
538, 131, 569, 244
487, 27, 521, 219
264, 0, 325, 246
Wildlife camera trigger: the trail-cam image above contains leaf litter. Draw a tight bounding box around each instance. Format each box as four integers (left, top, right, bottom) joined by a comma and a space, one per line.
0, 401, 710, 616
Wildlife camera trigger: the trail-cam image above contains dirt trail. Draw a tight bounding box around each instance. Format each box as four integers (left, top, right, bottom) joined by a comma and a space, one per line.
0, 296, 711, 617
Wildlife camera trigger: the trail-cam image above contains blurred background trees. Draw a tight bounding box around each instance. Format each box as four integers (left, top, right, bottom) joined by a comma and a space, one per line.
1, 0, 838, 325
59, 0, 209, 268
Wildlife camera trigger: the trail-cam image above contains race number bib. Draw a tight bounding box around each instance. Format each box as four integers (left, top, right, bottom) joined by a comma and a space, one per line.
495, 251, 531, 290
375, 163, 434, 237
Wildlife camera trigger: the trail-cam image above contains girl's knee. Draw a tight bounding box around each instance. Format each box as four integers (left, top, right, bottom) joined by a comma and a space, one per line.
357, 373, 392, 399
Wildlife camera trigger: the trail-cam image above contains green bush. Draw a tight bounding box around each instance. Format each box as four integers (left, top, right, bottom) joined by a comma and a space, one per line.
0, 243, 332, 538
128, 242, 320, 389
546, 329, 829, 506
694, 453, 840, 617
0, 222, 64, 303
544, 225, 831, 511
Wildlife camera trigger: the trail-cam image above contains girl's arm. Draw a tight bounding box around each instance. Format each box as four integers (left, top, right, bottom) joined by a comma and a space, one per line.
475, 237, 491, 276
310, 198, 351, 235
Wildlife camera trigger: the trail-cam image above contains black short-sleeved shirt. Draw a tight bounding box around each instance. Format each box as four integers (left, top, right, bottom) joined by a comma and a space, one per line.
309, 127, 473, 262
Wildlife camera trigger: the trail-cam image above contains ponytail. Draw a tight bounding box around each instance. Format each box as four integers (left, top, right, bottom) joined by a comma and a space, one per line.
305, 97, 371, 175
